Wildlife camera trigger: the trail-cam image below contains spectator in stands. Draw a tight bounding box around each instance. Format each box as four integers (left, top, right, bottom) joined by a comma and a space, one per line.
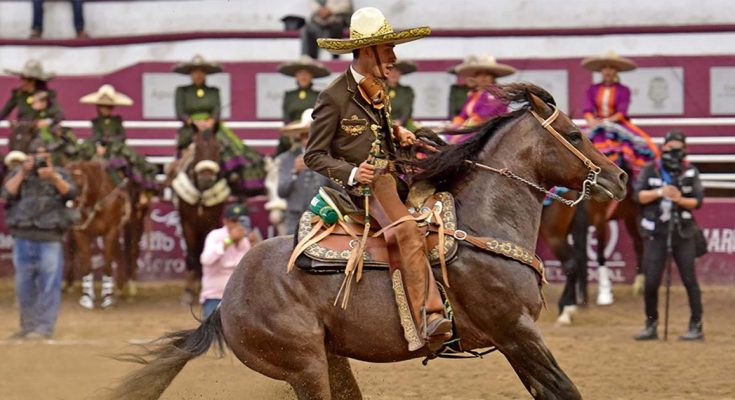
3, 139, 77, 340
447, 55, 478, 119
448, 55, 515, 142
199, 203, 257, 318
387, 60, 417, 132
633, 131, 705, 342
302, 0, 353, 60
173, 55, 264, 196
30, 0, 88, 39
276, 55, 330, 155
78, 84, 158, 205
581, 51, 659, 178
276, 109, 329, 234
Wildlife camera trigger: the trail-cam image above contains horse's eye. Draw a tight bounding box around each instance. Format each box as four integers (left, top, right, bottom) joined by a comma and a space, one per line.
567, 131, 583, 145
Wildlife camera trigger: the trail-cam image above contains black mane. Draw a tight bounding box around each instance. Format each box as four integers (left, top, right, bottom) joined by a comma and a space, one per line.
404, 83, 555, 189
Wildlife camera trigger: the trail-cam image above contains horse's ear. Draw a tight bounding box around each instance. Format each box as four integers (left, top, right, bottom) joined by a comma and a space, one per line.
528, 92, 552, 118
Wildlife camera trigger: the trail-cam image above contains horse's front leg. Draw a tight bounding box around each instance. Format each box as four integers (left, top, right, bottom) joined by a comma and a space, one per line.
496, 314, 582, 400
101, 228, 120, 309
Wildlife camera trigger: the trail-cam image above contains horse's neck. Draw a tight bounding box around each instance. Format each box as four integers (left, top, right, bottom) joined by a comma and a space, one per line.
454, 125, 544, 251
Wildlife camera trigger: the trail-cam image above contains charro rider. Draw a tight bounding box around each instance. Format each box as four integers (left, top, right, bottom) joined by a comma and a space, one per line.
304, 7, 452, 350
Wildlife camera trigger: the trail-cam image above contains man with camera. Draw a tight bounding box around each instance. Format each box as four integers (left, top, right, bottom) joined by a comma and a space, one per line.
633, 131, 704, 341
3, 140, 77, 340
199, 203, 258, 318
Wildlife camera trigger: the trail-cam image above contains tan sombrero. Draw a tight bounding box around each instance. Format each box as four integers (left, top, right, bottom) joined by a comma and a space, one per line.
394, 60, 417, 75
447, 55, 478, 75
4, 59, 55, 81
317, 7, 431, 54
455, 55, 516, 78
280, 109, 313, 137
581, 51, 637, 72
278, 56, 330, 78
79, 84, 134, 106
173, 54, 223, 75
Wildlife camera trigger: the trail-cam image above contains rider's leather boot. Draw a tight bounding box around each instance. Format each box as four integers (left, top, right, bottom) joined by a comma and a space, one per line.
370, 174, 452, 351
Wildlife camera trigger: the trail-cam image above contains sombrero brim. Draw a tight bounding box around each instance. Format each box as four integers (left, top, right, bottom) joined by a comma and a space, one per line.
317, 27, 431, 55
3, 69, 55, 81
455, 63, 516, 78
581, 57, 637, 72
277, 63, 330, 78
280, 122, 311, 136
79, 92, 134, 106
172, 63, 223, 75
394, 62, 417, 75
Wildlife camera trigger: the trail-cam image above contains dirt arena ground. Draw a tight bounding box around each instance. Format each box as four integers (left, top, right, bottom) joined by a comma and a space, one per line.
1, 280, 733, 400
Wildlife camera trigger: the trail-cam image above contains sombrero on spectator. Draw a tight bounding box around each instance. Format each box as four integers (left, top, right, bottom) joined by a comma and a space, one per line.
317, 7, 431, 54
173, 54, 223, 75
79, 84, 134, 106
4, 59, 55, 81
581, 51, 637, 72
394, 60, 417, 75
277, 56, 330, 78
280, 109, 313, 137
455, 55, 516, 78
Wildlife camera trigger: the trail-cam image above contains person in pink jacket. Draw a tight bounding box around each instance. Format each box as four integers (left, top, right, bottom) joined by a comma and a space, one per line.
199, 203, 255, 318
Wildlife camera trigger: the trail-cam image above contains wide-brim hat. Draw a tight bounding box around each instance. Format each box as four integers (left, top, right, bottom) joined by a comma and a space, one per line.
317, 7, 431, 55
79, 84, 134, 106
277, 56, 330, 78
581, 51, 637, 72
281, 108, 313, 137
455, 55, 516, 78
3, 59, 55, 81
173, 54, 223, 75
4, 151, 28, 166
394, 60, 417, 75
447, 55, 478, 75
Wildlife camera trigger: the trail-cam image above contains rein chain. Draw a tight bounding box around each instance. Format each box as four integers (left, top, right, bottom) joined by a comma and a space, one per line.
465, 106, 602, 207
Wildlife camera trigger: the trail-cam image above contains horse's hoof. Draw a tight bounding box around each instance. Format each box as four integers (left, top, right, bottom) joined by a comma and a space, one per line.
555, 305, 577, 326
632, 274, 645, 296
79, 295, 95, 310
101, 295, 116, 309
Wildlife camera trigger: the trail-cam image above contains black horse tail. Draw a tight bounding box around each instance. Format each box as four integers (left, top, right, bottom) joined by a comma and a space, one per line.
107, 308, 226, 400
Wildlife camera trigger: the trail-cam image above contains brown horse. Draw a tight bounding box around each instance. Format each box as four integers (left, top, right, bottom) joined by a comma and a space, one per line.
169, 128, 228, 304
109, 84, 627, 400
65, 160, 131, 309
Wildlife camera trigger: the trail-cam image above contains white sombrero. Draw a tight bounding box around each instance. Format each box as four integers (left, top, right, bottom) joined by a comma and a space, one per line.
79, 84, 134, 106
4, 59, 55, 81
581, 51, 637, 72
277, 56, 330, 78
447, 55, 478, 75
280, 108, 313, 137
455, 55, 516, 78
317, 7, 431, 54
4, 151, 27, 166
173, 54, 223, 75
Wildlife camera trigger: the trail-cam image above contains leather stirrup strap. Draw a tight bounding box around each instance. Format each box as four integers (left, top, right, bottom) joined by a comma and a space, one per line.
287, 220, 336, 272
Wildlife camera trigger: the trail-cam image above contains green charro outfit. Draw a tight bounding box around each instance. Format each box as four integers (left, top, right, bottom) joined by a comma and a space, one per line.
175, 83, 264, 194
388, 83, 416, 131
0, 88, 61, 124
277, 85, 320, 155
79, 115, 159, 192
448, 83, 471, 119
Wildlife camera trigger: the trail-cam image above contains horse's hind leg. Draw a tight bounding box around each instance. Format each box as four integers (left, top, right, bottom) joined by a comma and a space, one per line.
327, 353, 362, 400
497, 314, 581, 400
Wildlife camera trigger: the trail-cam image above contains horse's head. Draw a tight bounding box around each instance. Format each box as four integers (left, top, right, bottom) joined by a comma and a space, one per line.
524, 89, 627, 202
190, 129, 221, 191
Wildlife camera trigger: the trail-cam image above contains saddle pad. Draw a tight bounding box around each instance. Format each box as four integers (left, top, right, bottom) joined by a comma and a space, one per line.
295, 192, 459, 272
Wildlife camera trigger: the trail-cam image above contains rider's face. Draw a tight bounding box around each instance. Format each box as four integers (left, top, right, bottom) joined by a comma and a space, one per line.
97, 105, 114, 117
190, 69, 206, 86
474, 71, 496, 89
369, 44, 396, 78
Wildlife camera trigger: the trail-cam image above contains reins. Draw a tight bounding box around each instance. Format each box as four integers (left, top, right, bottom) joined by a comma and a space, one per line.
72, 172, 130, 231
465, 106, 603, 207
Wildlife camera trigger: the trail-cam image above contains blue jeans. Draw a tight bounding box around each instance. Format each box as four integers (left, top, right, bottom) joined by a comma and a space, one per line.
13, 238, 64, 336
201, 298, 221, 319
32, 0, 85, 32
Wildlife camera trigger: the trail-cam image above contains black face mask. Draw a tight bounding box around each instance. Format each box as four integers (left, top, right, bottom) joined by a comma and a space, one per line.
661, 148, 686, 174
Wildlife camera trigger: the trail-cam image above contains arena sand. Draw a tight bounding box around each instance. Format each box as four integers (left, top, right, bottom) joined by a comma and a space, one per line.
1, 280, 733, 399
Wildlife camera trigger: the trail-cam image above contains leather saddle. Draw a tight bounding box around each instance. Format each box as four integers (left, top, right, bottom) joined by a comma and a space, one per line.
294, 191, 459, 273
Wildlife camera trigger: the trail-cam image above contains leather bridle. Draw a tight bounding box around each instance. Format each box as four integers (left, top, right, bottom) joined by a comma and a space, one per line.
466, 105, 608, 207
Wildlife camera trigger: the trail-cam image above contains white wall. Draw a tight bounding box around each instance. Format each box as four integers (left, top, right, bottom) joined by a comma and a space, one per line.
0, 0, 732, 39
